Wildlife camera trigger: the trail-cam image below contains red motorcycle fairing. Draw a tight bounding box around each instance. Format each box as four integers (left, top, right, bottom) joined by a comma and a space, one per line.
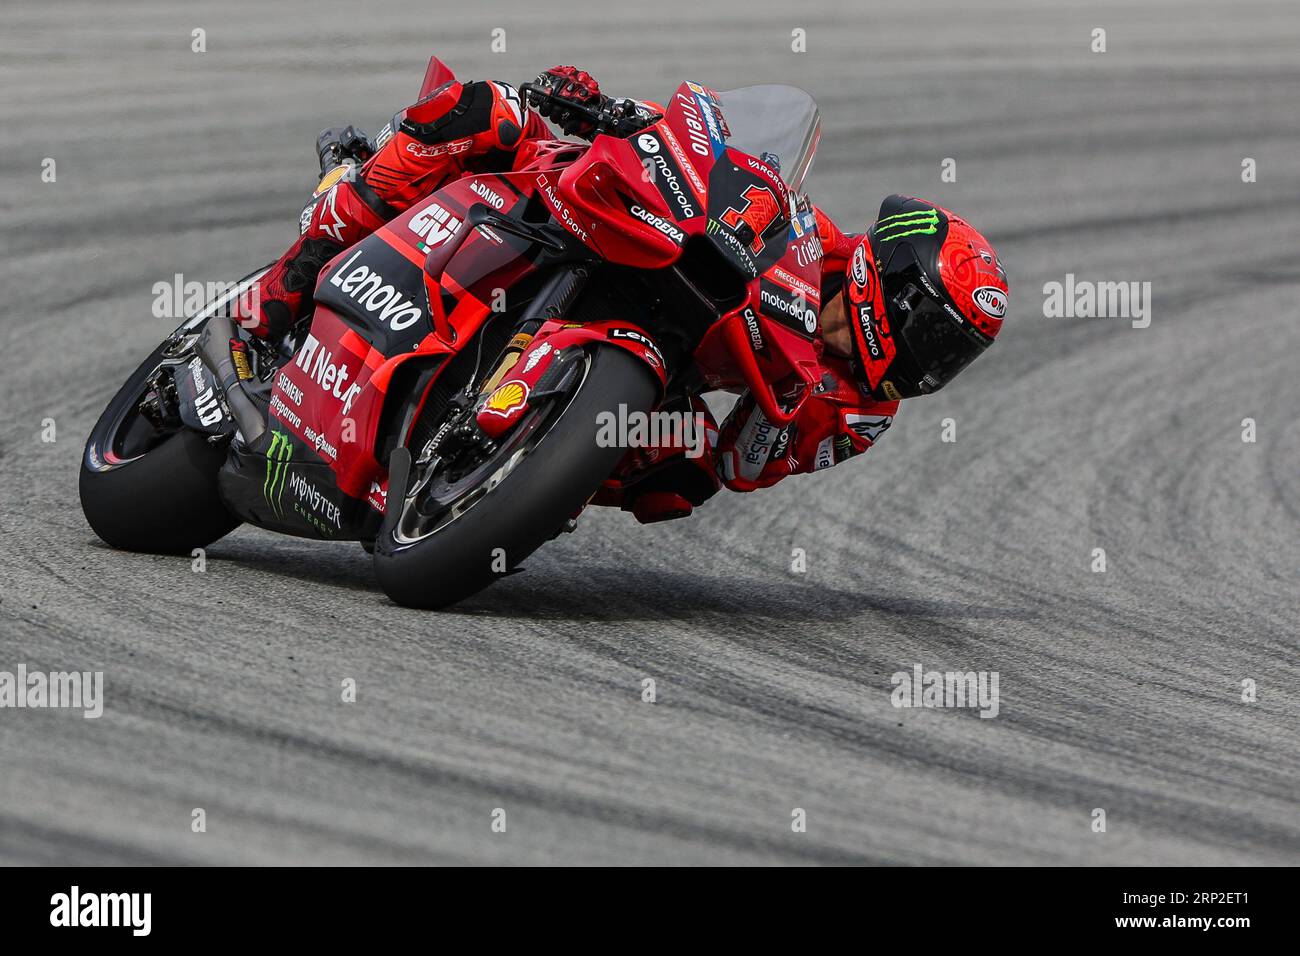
474, 318, 669, 438
229, 80, 821, 540
690, 202, 825, 424
250, 158, 583, 537
525, 81, 744, 270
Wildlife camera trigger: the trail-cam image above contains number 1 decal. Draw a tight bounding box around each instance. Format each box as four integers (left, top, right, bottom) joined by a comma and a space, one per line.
719, 184, 782, 254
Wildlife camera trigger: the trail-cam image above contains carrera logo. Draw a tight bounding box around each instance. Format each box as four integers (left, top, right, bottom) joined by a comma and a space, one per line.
973, 285, 1007, 319
327, 249, 425, 332
483, 380, 529, 417
742, 307, 765, 354
629, 204, 685, 243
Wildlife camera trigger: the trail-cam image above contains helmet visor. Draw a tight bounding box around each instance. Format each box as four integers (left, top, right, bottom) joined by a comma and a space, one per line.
880, 246, 990, 395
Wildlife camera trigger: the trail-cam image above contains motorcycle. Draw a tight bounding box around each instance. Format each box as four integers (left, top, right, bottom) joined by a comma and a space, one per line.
80, 58, 825, 609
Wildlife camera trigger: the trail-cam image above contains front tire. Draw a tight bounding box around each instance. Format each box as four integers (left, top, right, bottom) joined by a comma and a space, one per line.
80, 344, 239, 554
373, 345, 657, 609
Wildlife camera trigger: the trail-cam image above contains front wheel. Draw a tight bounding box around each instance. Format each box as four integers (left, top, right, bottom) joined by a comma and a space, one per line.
79, 341, 239, 554
373, 346, 657, 609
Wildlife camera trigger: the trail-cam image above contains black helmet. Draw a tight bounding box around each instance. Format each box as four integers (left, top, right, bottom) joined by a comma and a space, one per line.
844, 195, 1008, 401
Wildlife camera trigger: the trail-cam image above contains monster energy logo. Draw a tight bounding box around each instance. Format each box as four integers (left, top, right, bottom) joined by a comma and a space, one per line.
875, 207, 939, 242
264, 430, 292, 517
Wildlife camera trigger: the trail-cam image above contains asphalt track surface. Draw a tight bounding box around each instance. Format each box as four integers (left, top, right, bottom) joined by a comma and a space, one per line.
1, 0, 1297, 865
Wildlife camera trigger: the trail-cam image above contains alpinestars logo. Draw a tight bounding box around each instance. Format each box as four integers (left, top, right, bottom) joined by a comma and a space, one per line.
316, 186, 347, 242
264, 431, 292, 517
845, 414, 893, 443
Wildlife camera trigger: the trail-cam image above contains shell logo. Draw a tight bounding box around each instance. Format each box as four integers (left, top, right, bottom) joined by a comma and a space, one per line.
313, 163, 351, 197
482, 380, 529, 418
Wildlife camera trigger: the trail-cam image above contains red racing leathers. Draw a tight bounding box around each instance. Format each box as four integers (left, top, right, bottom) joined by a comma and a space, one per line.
236, 73, 899, 520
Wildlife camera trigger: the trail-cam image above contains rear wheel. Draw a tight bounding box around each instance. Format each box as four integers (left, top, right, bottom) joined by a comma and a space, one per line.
78, 270, 270, 554
80, 340, 239, 554
373, 345, 656, 609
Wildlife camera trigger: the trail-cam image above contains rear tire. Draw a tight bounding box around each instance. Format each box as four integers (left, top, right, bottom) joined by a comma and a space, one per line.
80, 345, 239, 554
373, 346, 656, 609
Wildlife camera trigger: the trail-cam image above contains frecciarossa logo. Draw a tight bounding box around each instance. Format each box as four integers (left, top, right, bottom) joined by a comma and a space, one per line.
326, 248, 424, 331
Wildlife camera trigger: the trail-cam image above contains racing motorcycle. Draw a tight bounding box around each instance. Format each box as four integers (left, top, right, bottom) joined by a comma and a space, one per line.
80, 59, 825, 609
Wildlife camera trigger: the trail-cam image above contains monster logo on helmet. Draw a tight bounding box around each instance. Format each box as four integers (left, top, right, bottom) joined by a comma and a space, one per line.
847, 195, 1009, 402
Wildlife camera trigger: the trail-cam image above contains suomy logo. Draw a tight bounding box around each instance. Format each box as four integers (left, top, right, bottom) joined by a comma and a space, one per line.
973, 285, 1007, 319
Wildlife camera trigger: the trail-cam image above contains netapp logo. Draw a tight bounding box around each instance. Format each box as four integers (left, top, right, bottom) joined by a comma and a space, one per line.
50, 886, 151, 936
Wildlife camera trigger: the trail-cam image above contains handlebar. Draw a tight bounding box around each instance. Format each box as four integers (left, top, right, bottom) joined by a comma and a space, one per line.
520, 81, 657, 139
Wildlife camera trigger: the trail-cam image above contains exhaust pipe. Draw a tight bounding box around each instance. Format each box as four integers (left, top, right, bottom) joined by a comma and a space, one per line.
197, 314, 268, 447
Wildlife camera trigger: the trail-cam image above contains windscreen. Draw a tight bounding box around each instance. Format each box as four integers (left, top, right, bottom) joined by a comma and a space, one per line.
714, 85, 821, 192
